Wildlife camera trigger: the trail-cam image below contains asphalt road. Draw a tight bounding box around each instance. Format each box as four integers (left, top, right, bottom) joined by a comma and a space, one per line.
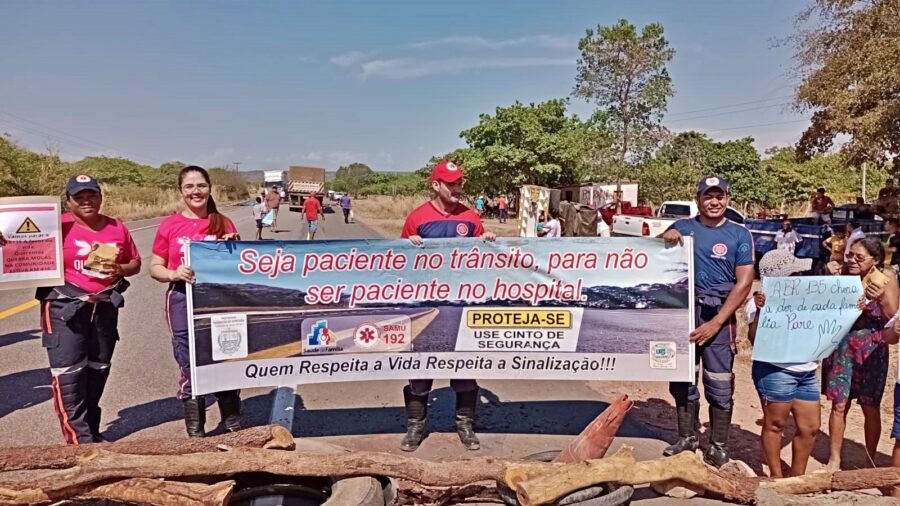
0, 201, 663, 462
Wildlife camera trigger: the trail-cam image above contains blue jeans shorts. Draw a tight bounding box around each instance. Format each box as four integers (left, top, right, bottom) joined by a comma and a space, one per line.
308, 220, 318, 232
752, 361, 820, 403
891, 387, 900, 439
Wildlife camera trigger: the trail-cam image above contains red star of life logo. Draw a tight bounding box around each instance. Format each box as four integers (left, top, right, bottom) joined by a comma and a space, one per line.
354, 323, 379, 348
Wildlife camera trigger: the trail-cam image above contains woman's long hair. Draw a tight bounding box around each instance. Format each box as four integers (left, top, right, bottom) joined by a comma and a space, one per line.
178, 165, 227, 238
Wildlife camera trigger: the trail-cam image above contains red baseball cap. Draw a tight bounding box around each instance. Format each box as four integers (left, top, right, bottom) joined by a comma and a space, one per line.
431, 160, 465, 183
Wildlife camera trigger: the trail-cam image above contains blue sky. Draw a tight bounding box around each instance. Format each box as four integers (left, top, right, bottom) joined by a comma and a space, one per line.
1, 0, 805, 172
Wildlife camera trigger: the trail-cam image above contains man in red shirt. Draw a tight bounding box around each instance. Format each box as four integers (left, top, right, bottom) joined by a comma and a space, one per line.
302, 195, 324, 240
400, 160, 495, 452
497, 194, 508, 223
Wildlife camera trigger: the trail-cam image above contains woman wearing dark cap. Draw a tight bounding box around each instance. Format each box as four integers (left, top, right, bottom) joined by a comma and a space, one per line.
149, 166, 241, 437
34, 175, 141, 444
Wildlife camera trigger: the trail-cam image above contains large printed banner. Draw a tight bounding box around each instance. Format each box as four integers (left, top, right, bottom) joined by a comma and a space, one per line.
0, 196, 63, 291
752, 276, 862, 363
186, 237, 695, 394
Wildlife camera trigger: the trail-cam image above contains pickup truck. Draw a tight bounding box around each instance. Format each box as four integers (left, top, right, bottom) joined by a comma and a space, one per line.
612, 200, 745, 237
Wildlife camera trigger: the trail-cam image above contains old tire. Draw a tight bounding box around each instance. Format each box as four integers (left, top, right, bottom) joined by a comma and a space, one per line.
227, 438, 388, 506
497, 450, 633, 506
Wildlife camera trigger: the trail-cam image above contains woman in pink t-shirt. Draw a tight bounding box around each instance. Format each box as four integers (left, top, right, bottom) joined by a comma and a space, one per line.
33, 175, 142, 444
149, 166, 240, 437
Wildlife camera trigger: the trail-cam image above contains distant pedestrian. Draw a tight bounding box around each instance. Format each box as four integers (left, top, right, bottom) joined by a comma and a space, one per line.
266, 186, 281, 231
810, 188, 835, 225
774, 220, 801, 254
252, 196, 266, 240
303, 195, 324, 240
32, 175, 142, 444
660, 176, 754, 468
149, 166, 242, 438
399, 160, 495, 452
497, 194, 508, 223
475, 196, 485, 217
340, 193, 352, 224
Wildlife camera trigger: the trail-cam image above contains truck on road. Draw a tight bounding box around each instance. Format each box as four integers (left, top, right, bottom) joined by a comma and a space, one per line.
263, 170, 282, 190
283, 166, 326, 213
612, 200, 745, 237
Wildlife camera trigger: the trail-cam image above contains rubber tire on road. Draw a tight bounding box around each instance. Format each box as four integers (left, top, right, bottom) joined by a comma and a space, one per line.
237, 438, 388, 506
497, 450, 633, 506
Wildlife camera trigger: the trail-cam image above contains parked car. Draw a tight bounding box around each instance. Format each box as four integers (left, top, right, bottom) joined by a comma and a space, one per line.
611, 200, 744, 237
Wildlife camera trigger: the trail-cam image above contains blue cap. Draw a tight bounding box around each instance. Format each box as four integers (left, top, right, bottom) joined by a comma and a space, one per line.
697, 175, 729, 195
66, 174, 101, 195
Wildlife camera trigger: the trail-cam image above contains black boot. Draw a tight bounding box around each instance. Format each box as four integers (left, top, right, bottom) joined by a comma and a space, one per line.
183, 397, 206, 438
85, 367, 111, 442
400, 386, 428, 452
663, 401, 700, 456
215, 390, 242, 432
704, 406, 732, 468
50, 369, 93, 444
455, 389, 481, 451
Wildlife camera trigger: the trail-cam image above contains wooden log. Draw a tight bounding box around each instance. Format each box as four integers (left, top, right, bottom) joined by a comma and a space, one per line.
78, 478, 235, 506
0, 448, 528, 505
0, 424, 294, 471
553, 394, 632, 463
396, 480, 500, 506
513, 447, 758, 505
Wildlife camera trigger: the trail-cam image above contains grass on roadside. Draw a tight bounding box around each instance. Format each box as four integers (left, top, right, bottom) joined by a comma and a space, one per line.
99, 185, 245, 221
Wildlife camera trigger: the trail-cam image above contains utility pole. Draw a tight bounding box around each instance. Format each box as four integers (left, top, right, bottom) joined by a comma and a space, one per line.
862, 162, 867, 200
233, 162, 241, 172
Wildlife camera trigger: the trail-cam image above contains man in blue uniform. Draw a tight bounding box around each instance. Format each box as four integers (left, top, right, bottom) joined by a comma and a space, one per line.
660, 176, 754, 467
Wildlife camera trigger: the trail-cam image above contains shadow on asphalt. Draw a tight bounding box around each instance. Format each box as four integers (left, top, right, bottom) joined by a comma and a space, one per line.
0, 329, 40, 348
0, 368, 51, 420
288, 386, 650, 438
631, 397, 890, 476
103, 390, 289, 440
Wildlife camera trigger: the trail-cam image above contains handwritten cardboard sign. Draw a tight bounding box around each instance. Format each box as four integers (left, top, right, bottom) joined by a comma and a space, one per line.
752, 276, 862, 363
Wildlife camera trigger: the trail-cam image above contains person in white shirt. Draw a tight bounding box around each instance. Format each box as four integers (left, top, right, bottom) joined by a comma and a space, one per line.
541, 209, 561, 238
252, 196, 266, 240
774, 220, 801, 254
843, 219, 866, 262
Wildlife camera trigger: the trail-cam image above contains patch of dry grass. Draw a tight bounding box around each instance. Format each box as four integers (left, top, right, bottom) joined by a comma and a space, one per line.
99, 185, 238, 221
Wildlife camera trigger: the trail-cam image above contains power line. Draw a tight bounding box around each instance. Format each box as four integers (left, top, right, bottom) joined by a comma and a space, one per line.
665, 95, 794, 117
0, 111, 161, 165
703, 119, 808, 133
666, 102, 791, 123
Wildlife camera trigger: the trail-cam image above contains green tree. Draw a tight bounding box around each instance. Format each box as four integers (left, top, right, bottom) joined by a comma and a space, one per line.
332, 163, 374, 195
574, 19, 675, 172
454, 99, 600, 196
791, 0, 900, 165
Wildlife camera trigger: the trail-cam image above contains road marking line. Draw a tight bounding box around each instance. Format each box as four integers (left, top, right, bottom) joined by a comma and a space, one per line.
0, 299, 38, 320
269, 386, 296, 431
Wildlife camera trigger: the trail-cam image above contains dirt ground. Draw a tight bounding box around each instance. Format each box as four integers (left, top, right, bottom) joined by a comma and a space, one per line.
356, 203, 900, 483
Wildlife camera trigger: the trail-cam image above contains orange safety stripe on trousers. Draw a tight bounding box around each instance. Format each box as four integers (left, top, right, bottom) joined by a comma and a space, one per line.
42, 301, 53, 334
50, 376, 79, 445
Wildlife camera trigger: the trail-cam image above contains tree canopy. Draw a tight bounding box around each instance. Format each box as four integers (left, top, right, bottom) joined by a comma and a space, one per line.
574, 19, 675, 168
792, 0, 900, 165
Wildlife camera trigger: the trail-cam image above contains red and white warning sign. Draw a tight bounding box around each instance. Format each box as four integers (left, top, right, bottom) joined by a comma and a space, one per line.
0, 196, 63, 290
